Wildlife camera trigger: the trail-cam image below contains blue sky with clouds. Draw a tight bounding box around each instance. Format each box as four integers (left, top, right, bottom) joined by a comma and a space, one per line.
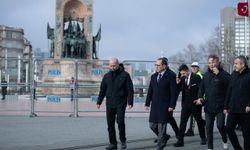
0, 0, 237, 60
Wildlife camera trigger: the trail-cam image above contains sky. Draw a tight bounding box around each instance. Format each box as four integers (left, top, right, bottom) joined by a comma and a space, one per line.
0, 0, 237, 61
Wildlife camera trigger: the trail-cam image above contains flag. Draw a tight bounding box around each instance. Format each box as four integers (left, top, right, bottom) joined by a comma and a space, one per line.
94, 24, 101, 41
238, 2, 249, 17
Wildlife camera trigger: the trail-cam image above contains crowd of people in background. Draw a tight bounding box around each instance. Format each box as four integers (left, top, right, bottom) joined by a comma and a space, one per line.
97, 55, 250, 150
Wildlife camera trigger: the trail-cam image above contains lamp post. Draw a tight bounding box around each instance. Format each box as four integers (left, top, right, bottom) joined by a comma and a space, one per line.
5, 48, 7, 80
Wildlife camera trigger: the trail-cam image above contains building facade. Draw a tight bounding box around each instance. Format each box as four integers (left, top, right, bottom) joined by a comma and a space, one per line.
0, 25, 32, 86
220, 7, 249, 64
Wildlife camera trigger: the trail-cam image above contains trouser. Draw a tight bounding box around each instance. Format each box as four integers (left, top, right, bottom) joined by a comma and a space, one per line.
187, 115, 195, 131
2, 88, 7, 99
106, 106, 126, 145
168, 114, 179, 136
150, 122, 167, 147
33, 89, 36, 99
178, 106, 206, 142
226, 113, 250, 150
70, 89, 73, 101
205, 112, 227, 149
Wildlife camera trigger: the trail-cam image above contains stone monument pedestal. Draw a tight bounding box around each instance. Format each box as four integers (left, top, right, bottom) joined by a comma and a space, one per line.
40, 59, 106, 97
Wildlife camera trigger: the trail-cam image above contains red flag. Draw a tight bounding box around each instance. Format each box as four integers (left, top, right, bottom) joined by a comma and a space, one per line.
238, 2, 249, 16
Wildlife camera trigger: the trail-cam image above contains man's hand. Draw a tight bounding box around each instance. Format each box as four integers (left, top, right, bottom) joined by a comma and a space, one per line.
176, 76, 181, 84
168, 107, 174, 112
246, 106, 250, 113
144, 106, 150, 111
127, 105, 133, 110
194, 98, 203, 105
96, 104, 101, 109
212, 67, 219, 75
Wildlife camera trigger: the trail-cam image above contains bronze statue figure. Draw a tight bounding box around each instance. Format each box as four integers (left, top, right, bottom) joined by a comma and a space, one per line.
47, 23, 54, 58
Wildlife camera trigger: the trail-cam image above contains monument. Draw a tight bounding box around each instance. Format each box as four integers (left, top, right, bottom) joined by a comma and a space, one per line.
47, 0, 100, 59
41, 0, 103, 96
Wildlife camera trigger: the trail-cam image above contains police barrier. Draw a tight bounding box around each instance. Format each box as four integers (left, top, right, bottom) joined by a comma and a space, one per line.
0, 58, 232, 117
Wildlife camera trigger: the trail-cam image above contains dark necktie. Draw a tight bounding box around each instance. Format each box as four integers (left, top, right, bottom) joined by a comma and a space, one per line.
185, 77, 189, 86
157, 74, 162, 83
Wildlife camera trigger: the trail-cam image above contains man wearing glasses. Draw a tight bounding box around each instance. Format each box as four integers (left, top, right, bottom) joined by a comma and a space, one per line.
145, 57, 178, 150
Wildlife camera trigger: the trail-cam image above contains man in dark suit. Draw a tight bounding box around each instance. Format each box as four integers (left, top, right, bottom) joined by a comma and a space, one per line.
174, 64, 206, 147
145, 57, 178, 150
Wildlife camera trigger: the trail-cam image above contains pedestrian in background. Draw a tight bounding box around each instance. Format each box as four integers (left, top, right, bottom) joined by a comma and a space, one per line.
70, 77, 75, 101
224, 56, 250, 150
97, 57, 134, 150
145, 57, 178, 150
195, 54, 230, 150
33, 80, 37, 100
1, 78, 7, 100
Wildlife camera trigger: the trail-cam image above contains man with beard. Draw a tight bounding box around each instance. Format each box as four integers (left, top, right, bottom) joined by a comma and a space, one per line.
195, 54, 230, 150
224, 56, 250, 150
174, 64, 206, 147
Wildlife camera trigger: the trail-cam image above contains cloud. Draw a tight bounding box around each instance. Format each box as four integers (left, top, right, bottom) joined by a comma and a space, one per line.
1, 0, 237, 60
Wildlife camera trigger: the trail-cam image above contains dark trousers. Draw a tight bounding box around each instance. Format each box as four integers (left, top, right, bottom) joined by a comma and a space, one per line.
150, 122, 167, 147
205, 112, 227, 149
168, 114, 179, 136
226, 113, 250, 150
70, 89, 73, 101
33, 89, 36, 99
1, 88, 7, 100
106, 106, 126, 145
178, 106, 206, 142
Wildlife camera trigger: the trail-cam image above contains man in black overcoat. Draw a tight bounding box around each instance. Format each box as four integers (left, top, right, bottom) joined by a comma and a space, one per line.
224, 56, 250, 150
145, 57, 178, 150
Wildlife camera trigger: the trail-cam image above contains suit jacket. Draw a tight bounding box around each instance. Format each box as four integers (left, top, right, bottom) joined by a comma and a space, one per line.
145, 68, 178, 123
178, 73, 201, 108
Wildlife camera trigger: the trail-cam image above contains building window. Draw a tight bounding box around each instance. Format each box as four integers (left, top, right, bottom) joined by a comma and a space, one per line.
6, 31, 12, 39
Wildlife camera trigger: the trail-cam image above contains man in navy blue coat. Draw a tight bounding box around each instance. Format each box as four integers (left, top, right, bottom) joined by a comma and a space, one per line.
145, 57, 178, 150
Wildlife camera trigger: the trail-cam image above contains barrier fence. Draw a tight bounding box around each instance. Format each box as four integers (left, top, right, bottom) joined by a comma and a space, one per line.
0, 58, 232, 117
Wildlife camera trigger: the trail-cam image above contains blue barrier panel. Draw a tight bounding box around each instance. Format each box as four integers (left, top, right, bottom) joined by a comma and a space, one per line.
90, 96, 98, 102
47, 96, 61, 102
91, 68, 103, 76
48, 69, 61, 76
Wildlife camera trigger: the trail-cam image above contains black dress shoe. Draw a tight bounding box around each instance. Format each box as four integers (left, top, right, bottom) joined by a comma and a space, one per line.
200, 138, 207, 145
174, 140, 184, 147
164, 134, 170, 143
154, 139, 158, 143
105, 144, 117, 150
157, 146, 164, 150
121, 142, 127, 149
185, 129, 194, 136
162, 134, 171, 147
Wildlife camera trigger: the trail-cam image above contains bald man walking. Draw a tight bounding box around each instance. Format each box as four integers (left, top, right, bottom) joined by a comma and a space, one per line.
97, 58, 134, 150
